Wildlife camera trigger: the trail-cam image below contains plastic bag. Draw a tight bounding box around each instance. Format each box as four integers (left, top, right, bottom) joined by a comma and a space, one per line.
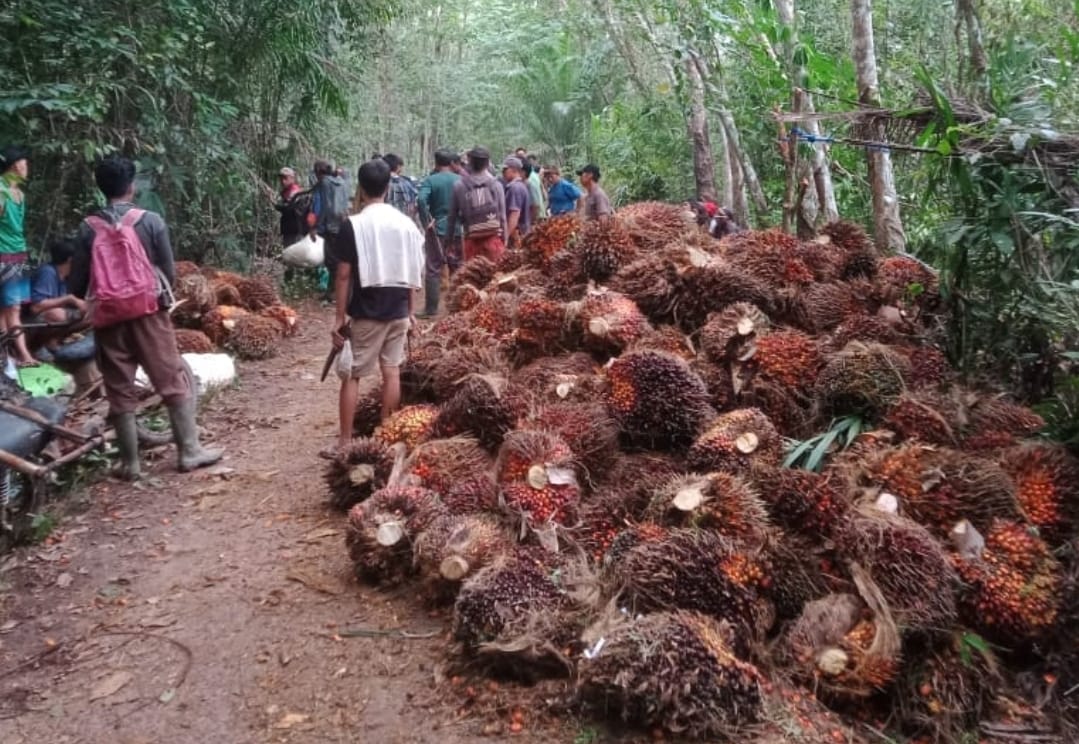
282, 235, 325, 268
336, 340, 353, 381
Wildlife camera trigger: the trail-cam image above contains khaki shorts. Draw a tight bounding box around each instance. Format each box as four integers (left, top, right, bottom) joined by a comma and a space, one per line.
349, 317, 410, 379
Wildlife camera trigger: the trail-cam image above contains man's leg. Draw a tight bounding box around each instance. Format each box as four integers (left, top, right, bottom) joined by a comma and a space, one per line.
95, 323, 143, 481
377, 317, 410, 420
380, 365, 401, 421
2, 305, 33, 365
338, 375, 359, 450
420, 230, 444, 317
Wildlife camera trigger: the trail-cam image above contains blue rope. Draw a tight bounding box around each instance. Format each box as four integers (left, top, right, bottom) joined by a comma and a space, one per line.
789, 126, 836, 145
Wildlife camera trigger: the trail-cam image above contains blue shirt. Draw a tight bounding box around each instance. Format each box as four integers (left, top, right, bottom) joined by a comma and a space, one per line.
31, 264, 66, 304
548, 179, 582, 216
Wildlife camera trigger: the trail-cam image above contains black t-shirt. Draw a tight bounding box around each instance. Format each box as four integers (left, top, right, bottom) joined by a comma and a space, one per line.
334, 220, 410, 321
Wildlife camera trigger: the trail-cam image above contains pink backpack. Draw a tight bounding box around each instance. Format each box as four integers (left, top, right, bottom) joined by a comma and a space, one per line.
85, 208, 160, 328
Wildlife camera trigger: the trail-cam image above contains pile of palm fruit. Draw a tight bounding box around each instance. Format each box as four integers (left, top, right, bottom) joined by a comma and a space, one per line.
325, 204, 1079, 742
170, 261, 299, 359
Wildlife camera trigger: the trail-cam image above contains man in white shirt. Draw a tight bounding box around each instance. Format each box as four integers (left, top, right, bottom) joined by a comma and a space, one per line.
325, 159, 424, 455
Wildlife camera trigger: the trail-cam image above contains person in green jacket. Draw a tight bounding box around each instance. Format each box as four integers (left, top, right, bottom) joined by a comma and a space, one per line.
0, 146, 36, 367
416, 149, 462, 317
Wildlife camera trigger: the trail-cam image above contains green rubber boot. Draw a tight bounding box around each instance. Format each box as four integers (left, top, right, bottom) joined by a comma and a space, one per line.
167, 398, 223, 472
109, 413, 141, 482
422, 274, 440, 317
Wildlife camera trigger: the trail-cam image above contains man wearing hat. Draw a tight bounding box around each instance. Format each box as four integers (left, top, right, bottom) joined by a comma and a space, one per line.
273, 166, 305, 249
501, 155, 532, 244
446, 147, 507, 263
577, 164, 612, 223
0, 145, 35, 367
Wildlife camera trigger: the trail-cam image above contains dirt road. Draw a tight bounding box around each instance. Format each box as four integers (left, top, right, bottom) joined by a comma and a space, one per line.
0, 304, 586, 744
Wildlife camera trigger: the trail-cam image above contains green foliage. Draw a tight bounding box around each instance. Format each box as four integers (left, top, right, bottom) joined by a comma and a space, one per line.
784, 416, 863, 472
29, 511, 57, 543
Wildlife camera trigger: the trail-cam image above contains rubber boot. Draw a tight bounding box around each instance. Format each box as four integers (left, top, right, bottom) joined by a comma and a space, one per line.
109, 413, 141, 482
422, 274, 440, 317
167, 398, 223, 472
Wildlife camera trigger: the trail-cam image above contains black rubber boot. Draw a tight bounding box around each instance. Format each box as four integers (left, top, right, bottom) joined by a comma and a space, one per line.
422, 274, 440, 317
109, 412, 141, 481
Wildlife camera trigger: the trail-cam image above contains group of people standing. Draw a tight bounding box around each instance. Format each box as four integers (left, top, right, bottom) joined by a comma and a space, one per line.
289, 147, 614, 457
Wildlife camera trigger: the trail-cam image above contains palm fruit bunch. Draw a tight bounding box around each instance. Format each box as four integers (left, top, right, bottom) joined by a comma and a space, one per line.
403, 436, 491, 501
616, 200, 695, 251
966, 395, 1045, 444
511, 352, 600, 404
894, 631, 999, 742
452, 554, 568, 648
323, 437, 396, 510
433, 375, 521, 451
952, 519, 1063, 643
453, 256, 498, 292
854, 443, 1020, 537
687, 408, 781, 474
413, 512, 509, 596
496, 430, 580, 527
628, 324, 696, 360
744, 329, 822, 394
673, 259, 776, 333
827, 313, 903, 350
352, 387, 382, 437
644, 472, 770, 540
427, 309, 495, 347
211, 279, 242, 307
446, 282, 485, 314
544, 247, 588, 301
513, 293, 568, 354
723, 229, 814, 287
758, 683, 870, 744
895, 344, 951, 388
603, 522, 670, 565
235, 275, 280, 311
575, 289, 650, 356
174, 328, 216, 354
875, 255, 939, 310
749, 467, 849, 539
400, 341, 444, 403
172, 273, 217, 328
787, 281, 867, 333
258, 305, 299, 337
576, 218, 638, 281
603, 350, 714, 449
201, 267, 244, 286
698, 303, 770, 363
523, 402, 619, 483
174, 260, 200, 279
201, 305, 249, 346
606, 528, 771, 633
571, 493, 634, 563
883, 389, 962, 446
593, 452, 685, 520
226, 314, 281, 359
521, 213, 580, 269
608, 252, 682, 324
576, 610, 762, 739
374, 404, 439, 449
690, 359, 736, 411
740, 376, 817, 438
794, 239, 847, 283
815, 342, 911, 417
1000, 443, 1079, 545
345, 484, 444, 586
835, 507, 960, 630
764, 533, 834, 621
427, 344, 508, 399
785, 587, 901, 700
470, 292, 517, 339
818, 220, 879, 280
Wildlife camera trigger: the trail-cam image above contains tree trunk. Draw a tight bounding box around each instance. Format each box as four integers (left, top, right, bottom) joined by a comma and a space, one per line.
716, 106, 767, 216
850, 0, 905, 250
957, 0, 988, 84
716, 122, 734, 209
686, 55, 717, 202
728, 136, 749, 227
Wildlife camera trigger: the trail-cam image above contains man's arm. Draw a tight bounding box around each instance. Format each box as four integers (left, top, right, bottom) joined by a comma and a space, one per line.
417, 178, 433, 229
495, 183, 508, 239
446, 185, 459, 241
29, 296, 83, 316
147, 213, 176, 286
506, 208, 521, 238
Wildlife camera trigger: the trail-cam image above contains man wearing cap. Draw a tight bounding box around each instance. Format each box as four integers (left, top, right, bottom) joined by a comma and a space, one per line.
577, 164, 612, 223
446, 147, 507, 264
501, 156, 532, 244
273, 167, 305, 248
0, 145, 35, 367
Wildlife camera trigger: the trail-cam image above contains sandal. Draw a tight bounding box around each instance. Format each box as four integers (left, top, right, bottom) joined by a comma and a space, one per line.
16, 359, 40, 369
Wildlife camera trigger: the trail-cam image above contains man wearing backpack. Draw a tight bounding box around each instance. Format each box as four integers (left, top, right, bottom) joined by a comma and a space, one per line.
383, 154, 418, 221
446, 147, 507, 264
70, 157, 222, 480
273, 166, 306, 248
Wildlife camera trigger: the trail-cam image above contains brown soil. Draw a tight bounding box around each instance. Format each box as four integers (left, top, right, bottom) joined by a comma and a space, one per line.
0, 302, 604, 744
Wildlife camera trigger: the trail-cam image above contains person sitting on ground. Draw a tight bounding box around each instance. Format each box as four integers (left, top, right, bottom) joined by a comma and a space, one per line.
545, 166, 583, 217
22, 237, 90, 354
446, 147, 507, 264
70, 156, 222, 480
327, 158, 424, 456
501, 156, 532, 245
578, 163, 613, 223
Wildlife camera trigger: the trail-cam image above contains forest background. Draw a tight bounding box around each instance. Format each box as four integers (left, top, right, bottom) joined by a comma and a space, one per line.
1, 0, 1078, 444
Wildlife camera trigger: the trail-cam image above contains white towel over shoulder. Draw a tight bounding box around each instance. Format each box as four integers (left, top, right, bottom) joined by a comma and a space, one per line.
348, 203, 425, 289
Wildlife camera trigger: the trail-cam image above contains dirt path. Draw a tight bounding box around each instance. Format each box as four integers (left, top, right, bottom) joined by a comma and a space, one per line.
0, 303, 586, 744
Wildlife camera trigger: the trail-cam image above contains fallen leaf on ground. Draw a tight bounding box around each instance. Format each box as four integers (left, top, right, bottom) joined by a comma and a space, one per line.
90, 670, 133, 701
274, 712, 311, 729
286, 569, 344, 596
301, 527, 340, 542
